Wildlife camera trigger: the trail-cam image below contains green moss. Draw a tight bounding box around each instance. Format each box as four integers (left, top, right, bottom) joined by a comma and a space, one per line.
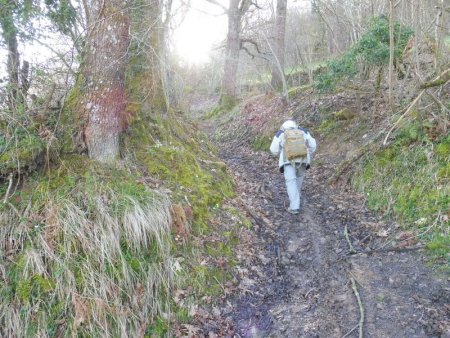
353, 123, 450, 264
224, 206, 253, 229
435, 136, 450, 159
145, 317, 169, 337
437, 162, 450, 178
32, 275, 56, 293
16, 280, 32, 303
334, 108, 356, 120
0, 132, 45, 174
394, 122, 424, 146
288, 85, 312, 98
425, 234, 450, 273
251, 135, 272, 151
317, 117, 337, 134
205, 241, 233, 257
123, 113, 234, 232
191, 265, 231, 297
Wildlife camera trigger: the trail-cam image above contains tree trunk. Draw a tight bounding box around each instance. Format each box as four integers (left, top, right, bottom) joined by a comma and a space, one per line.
388, 0, 395, 111
79, 0, 131, 162
434, 0, 445, 71
0, 0, 20, 112
220, 0, 242, 109
270, 0, 287, 90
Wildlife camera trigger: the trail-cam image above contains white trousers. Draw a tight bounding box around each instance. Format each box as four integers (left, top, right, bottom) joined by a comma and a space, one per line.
283, 163, 306, 210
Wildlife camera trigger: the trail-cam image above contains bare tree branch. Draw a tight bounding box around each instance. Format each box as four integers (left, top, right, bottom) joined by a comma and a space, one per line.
250, 0, 263, 10
241, 45, 255, 59
240, 44, 271, 61
204, 0, 228, 12
29, 38, 76, 75
240, 38, 263, 54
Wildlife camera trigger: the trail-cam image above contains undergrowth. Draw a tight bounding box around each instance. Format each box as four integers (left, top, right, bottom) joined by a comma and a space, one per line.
353, 122, 450, 267
0, 109, 237, 336
0, 158, 174, 337
121, 111, 239, 329
123, 112, 235, 232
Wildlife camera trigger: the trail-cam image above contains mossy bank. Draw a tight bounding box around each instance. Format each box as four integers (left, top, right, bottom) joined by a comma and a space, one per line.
0, 110, 236, 336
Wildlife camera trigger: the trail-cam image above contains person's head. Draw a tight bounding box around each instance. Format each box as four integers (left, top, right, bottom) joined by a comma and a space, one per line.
281, 119, 297, 130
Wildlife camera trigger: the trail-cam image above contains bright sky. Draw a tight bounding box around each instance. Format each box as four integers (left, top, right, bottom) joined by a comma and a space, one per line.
172, 0, 311, 65
0, 0, 312, 72
172, 0, 228, 65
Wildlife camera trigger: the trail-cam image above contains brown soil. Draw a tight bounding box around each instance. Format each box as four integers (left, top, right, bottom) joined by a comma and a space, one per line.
218, 143, 449, 337
188, 94, 450, 338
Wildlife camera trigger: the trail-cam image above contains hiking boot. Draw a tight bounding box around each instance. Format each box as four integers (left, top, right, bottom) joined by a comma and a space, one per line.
287, 208, 300, 215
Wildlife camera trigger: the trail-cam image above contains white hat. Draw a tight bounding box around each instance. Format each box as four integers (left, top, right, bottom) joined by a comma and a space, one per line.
281, 120, 297, 130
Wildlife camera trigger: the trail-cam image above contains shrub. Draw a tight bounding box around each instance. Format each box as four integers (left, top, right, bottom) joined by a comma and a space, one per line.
315, 16, 414, 92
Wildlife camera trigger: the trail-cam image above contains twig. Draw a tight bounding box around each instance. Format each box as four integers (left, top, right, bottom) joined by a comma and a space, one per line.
344, 225, 356, 253
349, 245, 423, 256
3, 174, 14, 204
213, 276, 226, 294
340, 324, 359, 338
237, 198, 270, 228
350, 276, 364, 338
425, 89, 450, 114
335, 245, 425, 263
383, 89, 425, 146
305, 287, 317, 298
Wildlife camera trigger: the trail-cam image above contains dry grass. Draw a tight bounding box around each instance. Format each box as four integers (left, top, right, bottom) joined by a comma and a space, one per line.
0, 184, 175, 337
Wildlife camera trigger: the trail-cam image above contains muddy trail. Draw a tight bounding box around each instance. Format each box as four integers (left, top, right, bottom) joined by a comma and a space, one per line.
206, 138, 450, 337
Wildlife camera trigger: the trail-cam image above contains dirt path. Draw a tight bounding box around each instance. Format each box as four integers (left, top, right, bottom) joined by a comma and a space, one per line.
215, 142, 449, 338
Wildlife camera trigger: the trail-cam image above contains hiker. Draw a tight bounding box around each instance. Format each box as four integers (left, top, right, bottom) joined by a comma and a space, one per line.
270, 119, 317, 214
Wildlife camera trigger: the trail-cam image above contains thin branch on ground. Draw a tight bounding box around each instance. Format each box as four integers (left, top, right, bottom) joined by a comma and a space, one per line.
350, 276, 365, 338
425, 89, 450, 114
235, 198, 271, 228
340, 324, 359, 338
344, 225, 357, 253
348, 244, 424, 257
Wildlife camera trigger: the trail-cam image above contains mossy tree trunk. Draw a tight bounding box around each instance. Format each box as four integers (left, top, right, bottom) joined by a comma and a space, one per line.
77, 0, 131, 162
128, 0, 167, 114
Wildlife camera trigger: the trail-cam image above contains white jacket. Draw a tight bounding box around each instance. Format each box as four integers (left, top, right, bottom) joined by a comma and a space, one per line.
270, 121, 317, 168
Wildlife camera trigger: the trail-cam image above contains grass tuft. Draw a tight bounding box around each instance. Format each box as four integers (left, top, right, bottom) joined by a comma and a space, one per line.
0, 161, 175, 337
